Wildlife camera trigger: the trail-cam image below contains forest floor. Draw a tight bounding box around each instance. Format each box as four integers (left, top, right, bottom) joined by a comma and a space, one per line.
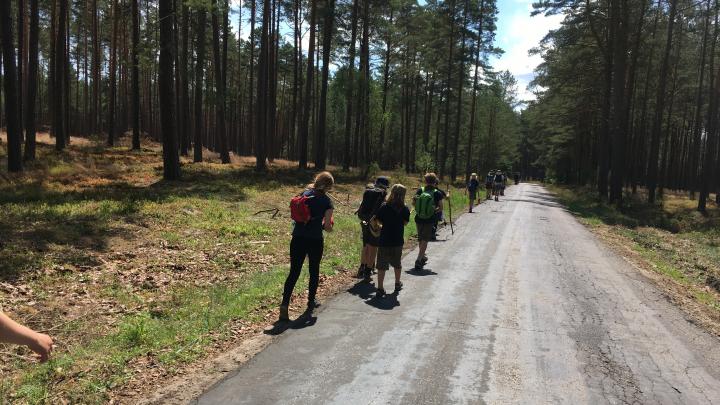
0, 132, 469, 404
550, 185, 720, 336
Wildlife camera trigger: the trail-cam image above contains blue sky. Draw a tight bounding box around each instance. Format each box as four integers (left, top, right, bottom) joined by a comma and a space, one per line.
490, 0, 564, 101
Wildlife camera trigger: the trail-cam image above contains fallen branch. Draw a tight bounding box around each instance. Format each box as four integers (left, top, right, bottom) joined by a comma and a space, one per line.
253, 208, 280, 218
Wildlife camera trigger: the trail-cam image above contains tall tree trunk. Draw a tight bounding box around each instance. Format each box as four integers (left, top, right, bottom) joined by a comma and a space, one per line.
451, 0, 470, 182
17, 0, 25, 144
131, 0, 141, 150
609, 0, 630, 204
691, 0, 712, 198
315, 0, 335, 170
299, 0, 317, 170
378, 6, 394, 167
108, 0, 119, 146
699, 2, 720, 212
0, 0, 22, 171
248, 0, 256, 155
54, 0, 68, 150
193, 7, 207, 162
440, 0, 456, 179
159, 0, 180, 179
24, 0, 39, 161
343, 0, 359, 171
647, 0, 678, 204
212, 0, 231, 163
256, 0, 272, 170
465, 0, 485, 182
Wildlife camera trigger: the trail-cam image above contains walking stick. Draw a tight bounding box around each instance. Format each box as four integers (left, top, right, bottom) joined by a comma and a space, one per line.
447, 184, 454, 235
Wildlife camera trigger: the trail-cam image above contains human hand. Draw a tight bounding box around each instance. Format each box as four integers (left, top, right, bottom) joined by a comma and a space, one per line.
28, 332, 53, 362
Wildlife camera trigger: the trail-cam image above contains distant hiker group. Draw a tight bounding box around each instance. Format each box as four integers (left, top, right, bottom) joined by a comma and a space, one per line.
280, 171, 456, 322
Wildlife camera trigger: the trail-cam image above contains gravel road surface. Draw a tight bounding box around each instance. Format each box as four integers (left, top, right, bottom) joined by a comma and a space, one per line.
196, 183, 720, 404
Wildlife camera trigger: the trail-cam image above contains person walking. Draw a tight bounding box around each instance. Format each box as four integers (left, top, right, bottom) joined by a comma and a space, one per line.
356, 177, 390, 282
485, 171, 494, 200
374, 184, 410, 298
467, 173, 480, 212
280, 172, 335, 322
413, 173, 444, 270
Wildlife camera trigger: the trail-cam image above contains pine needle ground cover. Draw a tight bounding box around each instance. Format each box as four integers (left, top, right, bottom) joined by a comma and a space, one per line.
550, 185, 720, 333
0, 136, 468, 404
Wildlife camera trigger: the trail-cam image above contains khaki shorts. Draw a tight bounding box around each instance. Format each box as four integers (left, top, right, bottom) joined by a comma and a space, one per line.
416, 222, 434, 242
377, 246, 403, 270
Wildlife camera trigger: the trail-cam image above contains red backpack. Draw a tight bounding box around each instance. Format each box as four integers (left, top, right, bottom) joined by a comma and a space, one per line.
290, 191, 314, 224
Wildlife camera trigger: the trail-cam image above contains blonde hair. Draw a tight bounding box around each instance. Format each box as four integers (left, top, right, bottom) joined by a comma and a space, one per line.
386, 184, 407, 210
309, 171, 334, 193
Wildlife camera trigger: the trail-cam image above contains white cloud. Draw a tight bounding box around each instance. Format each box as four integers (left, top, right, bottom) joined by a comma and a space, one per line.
490, 2, 563, 102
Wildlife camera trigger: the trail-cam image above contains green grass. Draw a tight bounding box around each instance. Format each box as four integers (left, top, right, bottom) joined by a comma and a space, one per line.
1, 138, 473, 403
550, 185, 720, 318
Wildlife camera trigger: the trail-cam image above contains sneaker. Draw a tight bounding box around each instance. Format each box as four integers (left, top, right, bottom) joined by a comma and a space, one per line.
414, 259, 424, 270
279, 306, 289, 322
394, 282, 403, 293
421, 256, 428, 264
376, 288, 386, 298
307, 300, 319, 310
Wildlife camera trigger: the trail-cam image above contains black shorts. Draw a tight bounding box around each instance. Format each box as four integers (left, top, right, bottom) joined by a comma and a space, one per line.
377, 246, 403, 270
469, 191, 477, 200
361, 222, 380, 246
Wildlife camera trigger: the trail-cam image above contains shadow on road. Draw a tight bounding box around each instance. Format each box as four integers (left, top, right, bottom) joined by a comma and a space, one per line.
263, 308, 317, 336
406, 268, 438, 276
365, 293, 400, 310
347, 280, 377, 300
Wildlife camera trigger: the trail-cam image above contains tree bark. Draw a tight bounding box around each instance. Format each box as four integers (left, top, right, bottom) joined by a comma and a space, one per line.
24, 0, 40, 161
299, 0, 317, 170
193, 6, 207, 162
159, 0, 180, 180
0, 0, 22, 171
315, 0, 336, 170
131, 0, 141, 150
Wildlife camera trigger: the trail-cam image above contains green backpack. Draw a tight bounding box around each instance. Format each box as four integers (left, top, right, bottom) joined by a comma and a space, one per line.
415, 187, 436, 220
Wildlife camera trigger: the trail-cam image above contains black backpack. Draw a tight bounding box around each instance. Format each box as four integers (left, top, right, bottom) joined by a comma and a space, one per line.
358, 187, 386, 221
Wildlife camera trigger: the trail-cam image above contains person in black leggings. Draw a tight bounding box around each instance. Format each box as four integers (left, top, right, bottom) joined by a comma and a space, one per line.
280, 171, 335, 321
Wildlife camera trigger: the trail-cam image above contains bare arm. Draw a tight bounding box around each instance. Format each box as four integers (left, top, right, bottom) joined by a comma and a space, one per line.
0, 312, 53, 362
323, 209, 335, 232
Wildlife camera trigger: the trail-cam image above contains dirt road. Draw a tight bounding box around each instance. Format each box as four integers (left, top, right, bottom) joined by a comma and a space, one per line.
195, 184, 720, 404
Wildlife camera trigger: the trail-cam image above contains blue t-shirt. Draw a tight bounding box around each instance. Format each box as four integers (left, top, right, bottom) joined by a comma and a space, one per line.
292, 190, 334, 239
376, 203, 411, 247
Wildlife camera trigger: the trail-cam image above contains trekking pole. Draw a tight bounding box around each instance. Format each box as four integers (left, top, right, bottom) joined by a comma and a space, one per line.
447, 184, 454, 235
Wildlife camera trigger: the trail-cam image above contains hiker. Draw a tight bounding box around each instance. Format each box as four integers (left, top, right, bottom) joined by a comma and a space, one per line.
374, 184, 410, 298
413, 173, 444, 270
485, 171, 494, 200
467, 173, 480, 213
428, 178, 446, 241
514, 173, 520, 184
0, 311, 53, 362
493, 170, 504, 201
356, 177, 390, 282
280, 171, 335, 322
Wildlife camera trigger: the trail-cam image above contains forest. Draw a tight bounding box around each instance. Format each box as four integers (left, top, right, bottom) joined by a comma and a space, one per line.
0, 0, 524, 182
525, 0, 720, 211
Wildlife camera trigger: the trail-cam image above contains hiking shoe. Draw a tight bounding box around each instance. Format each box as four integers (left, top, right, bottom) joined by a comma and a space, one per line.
363, 268, 373, 283
414, 260, 424, 270
394, 282, 403, 293
376, 288, 386, 298
279, 306, 289, 322
421, 256, 428, 264
356, 264, 366, 279
307, 300, 319, 311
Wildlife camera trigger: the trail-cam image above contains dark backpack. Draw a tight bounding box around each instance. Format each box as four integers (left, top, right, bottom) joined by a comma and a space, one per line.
358, 187, 386, 221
